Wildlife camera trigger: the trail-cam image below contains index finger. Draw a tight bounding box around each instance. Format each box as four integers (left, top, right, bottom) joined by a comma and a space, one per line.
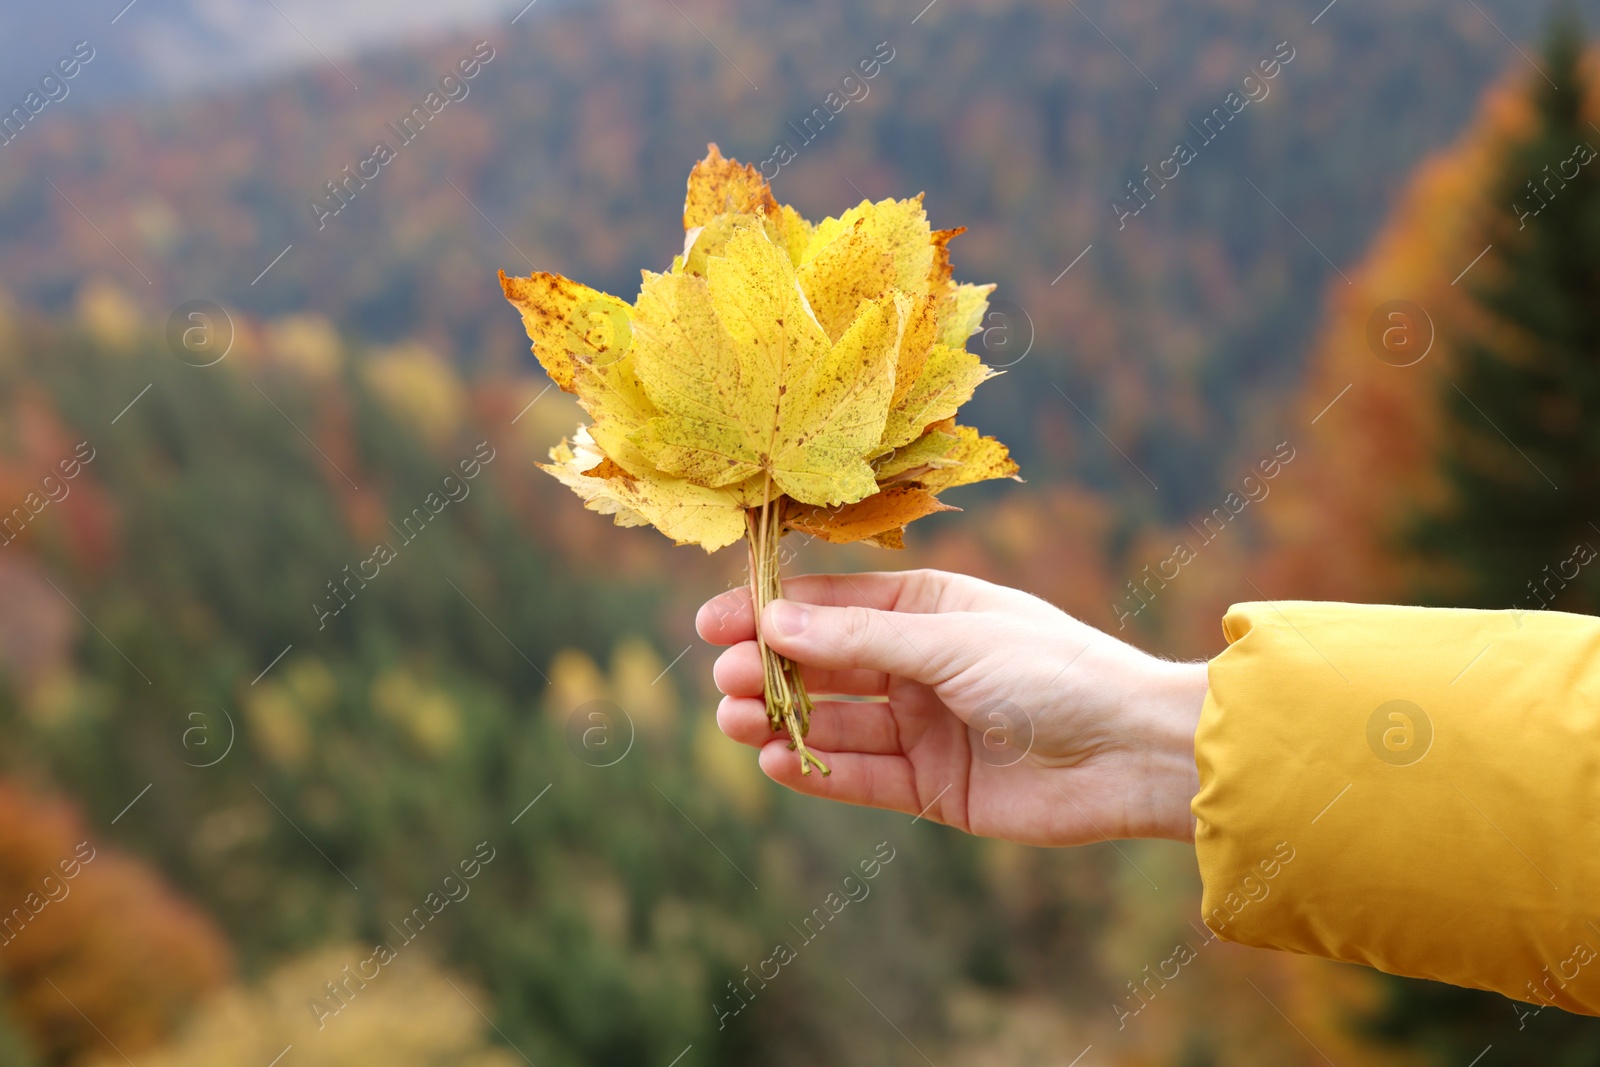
697, 570, 963, 646
696, 586, 756, 646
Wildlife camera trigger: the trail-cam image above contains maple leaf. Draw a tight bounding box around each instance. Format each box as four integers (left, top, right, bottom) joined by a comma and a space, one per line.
630, 223, 909, 507
683, 143, 782, 231
785, 485, 958, 545
939, 282, 995, 347
678, 143, 810, 273
788, 420, 1020, 546
498, 272, 632, 393
791, 198, 1002, 457
916, 424, 1021, 493
797, 198, 942, 400
541, 428, 754, 552
880, 342, 996, 449
873, 420, 960, 482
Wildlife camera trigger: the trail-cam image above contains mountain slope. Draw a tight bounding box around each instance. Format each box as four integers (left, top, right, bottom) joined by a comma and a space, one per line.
2, 0, 1594, 525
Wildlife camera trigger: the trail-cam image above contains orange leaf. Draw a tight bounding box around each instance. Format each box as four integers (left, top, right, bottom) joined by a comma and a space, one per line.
683, 143, 780, 230
784, 485, 957, 544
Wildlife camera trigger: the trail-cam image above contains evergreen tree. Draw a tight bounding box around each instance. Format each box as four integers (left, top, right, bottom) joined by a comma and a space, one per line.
1412, 10, 1600, 616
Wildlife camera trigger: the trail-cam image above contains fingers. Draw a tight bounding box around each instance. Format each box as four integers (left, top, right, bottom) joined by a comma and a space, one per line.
712, 640, 889, 698
717, 696, 902, 754
696, 569, 984, 647
774, 570, 966, 614
697, 586, 754, 645
757, 740, 922, 816
759, 598, 972, 687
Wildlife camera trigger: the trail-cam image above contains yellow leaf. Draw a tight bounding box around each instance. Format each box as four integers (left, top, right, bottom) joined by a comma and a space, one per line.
542, 432, 650, 527
874, 423, 959, 480
570, 320, 670, 479
797, 214, 1000, 430
684, 208, 811, 274
803, 196, 935, 297
768, 204, 813, 267
938, 282, 996, 348
524, 294, 665, 484
799, 197, 938, 342
681, 144, 809, 268
499, 270, 633, 393
797, 214, 987, 418
604, 467, 759, 551
626, 268, 775, 488
918, 425, 1022, 493
920, 226, 965, 339
797, 217, 897, 341
540, 427, 753, 552
889, 296, 942, 408
630, 224, 907, 507
785, 485, 956, 544
881, 343, 996, 449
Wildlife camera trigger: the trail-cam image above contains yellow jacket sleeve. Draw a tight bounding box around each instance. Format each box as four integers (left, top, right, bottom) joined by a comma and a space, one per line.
1193, 600, 1600, 1016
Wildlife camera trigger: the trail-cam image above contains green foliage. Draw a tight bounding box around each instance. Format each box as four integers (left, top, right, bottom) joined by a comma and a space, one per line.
0, 998, 39, 1067
0, 319, 1126, 1065
1361, 978, 1600, 1067
0, 324, 737, 1060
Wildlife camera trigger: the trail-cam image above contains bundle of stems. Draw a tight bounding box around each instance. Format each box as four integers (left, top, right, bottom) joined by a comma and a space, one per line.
744, 486, 829, 776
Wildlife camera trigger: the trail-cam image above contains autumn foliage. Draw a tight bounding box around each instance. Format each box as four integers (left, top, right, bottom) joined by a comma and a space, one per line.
1250, 44, 1600, 612
501, 145, 1018, 554
0, 781, 230, 1064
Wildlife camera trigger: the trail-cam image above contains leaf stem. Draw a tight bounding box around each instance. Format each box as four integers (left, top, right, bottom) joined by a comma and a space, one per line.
746, 483, 828, 777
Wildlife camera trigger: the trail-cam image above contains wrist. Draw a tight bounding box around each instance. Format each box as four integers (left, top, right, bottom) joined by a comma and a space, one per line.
1129, 658, 1207, 842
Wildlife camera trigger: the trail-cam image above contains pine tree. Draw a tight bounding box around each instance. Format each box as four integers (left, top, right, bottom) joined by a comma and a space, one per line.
1412, 10, 1600, 616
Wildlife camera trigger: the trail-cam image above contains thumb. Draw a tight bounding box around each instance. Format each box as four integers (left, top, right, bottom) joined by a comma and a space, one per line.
760, 598, 970, 686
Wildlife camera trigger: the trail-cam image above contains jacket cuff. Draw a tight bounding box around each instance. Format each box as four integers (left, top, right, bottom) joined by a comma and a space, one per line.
1193, 600, 1600, 1016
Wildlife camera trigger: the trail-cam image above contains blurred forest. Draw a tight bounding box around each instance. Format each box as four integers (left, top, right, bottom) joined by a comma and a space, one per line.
0, 0, 1596, 1064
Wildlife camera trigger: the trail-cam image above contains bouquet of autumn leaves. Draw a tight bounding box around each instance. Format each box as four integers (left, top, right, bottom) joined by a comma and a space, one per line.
501, 145, 1018, 775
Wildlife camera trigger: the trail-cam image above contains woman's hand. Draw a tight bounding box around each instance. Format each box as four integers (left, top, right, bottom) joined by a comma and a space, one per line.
697, 569, 1207, 845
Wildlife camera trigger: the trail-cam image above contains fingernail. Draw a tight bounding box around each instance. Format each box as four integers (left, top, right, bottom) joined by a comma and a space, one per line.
769, 599, 810, 636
